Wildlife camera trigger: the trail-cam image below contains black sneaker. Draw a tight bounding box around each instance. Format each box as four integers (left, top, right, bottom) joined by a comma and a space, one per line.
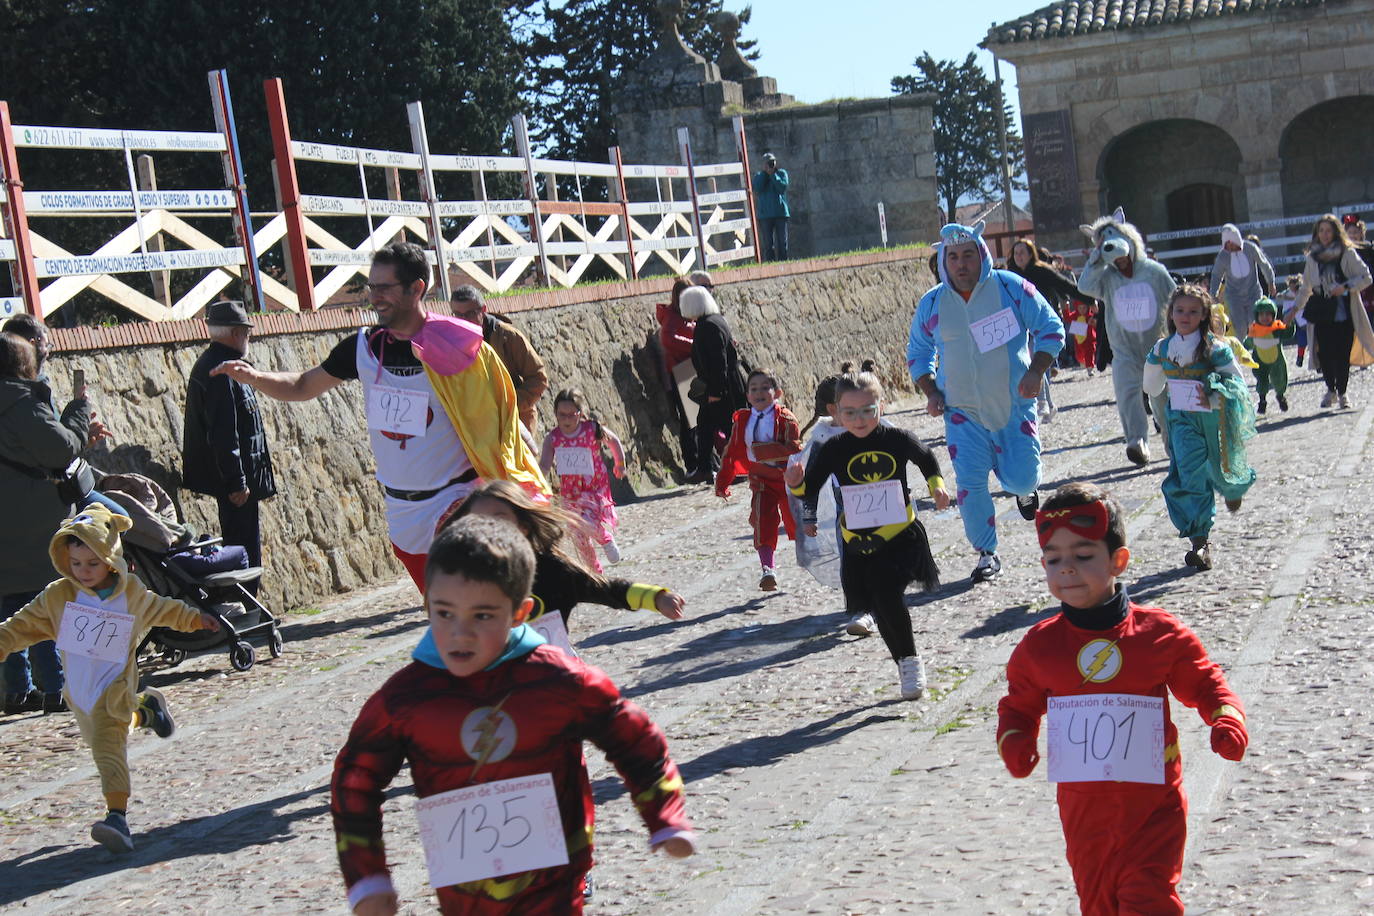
4, 689, 42, 715
971, 551, 1002, 583
91, 811, 134, 854
1015, 491, 1039, 521
137, 688, 176, 738
1277, 393, 1289, 412
1257, 397, 1267, 415
43, 693, 69, 714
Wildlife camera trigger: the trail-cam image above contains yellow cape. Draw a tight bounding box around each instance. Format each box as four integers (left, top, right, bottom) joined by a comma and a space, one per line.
423, 343, 549, 496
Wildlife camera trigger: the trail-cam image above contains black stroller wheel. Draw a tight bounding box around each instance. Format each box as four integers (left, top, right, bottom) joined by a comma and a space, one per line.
163, 647, 187, 667
268, 629, 283, 659
230, 641, 256, 672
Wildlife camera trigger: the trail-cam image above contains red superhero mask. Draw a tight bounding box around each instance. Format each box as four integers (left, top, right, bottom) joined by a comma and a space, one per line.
1035, 501, 1110, 547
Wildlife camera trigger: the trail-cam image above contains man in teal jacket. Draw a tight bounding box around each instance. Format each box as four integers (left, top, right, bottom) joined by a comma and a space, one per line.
753, 152, 790, 260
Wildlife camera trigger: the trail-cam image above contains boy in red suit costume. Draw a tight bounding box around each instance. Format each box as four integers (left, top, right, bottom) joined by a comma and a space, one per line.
715, 368, 802, 591
997, 482, 1248, 915
333, 516, 694, 915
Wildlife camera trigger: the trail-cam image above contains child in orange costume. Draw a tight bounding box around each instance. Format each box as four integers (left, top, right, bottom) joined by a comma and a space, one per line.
714, 368, 802, 591
997, 482, 1248, 915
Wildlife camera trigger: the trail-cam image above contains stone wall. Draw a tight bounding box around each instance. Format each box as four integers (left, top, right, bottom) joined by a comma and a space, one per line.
46, 250, 933, 611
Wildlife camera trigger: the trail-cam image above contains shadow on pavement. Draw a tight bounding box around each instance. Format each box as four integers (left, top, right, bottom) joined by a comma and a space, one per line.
592, 703, 904, 803
1126, 567, 1197, 605
280, 606, 421, 644
961, 603, 1056, 640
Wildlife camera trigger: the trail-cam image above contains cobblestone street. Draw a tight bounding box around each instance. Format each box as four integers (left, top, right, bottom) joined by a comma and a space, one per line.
3, 364, 1372, 915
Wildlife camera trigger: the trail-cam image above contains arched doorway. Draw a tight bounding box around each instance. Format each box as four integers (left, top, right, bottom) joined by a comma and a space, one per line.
1098, 119, 1247, 235
1280, 96, 1374, 217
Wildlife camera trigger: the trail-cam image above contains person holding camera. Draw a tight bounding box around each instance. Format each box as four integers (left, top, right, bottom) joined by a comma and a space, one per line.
753, 152, 790, 261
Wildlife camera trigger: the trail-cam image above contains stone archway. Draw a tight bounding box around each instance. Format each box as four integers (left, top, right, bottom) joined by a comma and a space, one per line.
1097, 119, 1247, 235
1279, 96, 1374, 217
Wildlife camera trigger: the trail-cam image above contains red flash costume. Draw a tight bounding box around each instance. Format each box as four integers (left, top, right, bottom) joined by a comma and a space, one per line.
997, 599, 1246, 915
714, 404, 802, 549
333, 635, 691, 914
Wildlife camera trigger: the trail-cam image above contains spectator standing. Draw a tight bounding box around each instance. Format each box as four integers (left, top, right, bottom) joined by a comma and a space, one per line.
450, 285, 548, 432
753, 152, 790, 261
656, 278, 700, 476
182, 300, 277, 573
0, 332, 87, 715
682, 286, 746, 483
1294, 214, 1374, 409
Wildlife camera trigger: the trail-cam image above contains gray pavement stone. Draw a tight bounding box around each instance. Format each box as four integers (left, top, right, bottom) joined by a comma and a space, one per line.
1, 362, 1372, 914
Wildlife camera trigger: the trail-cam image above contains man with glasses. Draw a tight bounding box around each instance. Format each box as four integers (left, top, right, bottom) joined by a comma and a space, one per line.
907, 221, 1064, 583
184, 300, 276, 577
211, 242, 544, 591
450, 285, 547, 432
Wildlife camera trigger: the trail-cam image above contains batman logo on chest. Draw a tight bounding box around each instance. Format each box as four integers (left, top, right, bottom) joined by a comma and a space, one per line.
847, 451, 897, 483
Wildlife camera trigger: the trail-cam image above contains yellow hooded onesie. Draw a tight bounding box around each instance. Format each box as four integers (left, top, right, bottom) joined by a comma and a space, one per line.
0, 504, 208, 802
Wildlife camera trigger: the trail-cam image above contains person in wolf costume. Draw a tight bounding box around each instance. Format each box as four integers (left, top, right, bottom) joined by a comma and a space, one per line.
908, 221, 1064, 582
1077, 208, 1176, 466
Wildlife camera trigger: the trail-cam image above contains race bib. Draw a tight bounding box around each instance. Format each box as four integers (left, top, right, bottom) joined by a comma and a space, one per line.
416, 772, 569, 888
1253, 336, 1279, 351
1046, 693, 1165, 784
1112, 282, 1157, 333
554, 447, 596, 478
528, 612, 577, 657
1069, 320, 1089, 337
366, 384, 428, 438
840, 480, 907, 528
968, 307, 1020, 354
1167, 379, 1210, 412
56, 602, 134, 664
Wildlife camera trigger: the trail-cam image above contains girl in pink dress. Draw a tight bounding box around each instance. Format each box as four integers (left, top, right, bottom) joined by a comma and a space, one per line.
539, 388, 626, 571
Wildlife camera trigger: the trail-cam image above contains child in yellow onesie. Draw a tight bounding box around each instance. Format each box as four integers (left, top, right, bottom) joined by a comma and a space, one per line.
0, 504, 218, 853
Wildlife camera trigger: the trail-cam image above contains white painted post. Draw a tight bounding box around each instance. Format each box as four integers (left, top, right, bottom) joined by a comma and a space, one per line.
878, 202, 888, 248
407, 101, 451, 301
677, 127, 707, 270
136, 154, 172, 307
512, 114, 551, 287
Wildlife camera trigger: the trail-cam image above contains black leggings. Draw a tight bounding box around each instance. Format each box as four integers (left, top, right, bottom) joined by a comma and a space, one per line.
1313, 319, 1354, 394
838, 525, 939, 661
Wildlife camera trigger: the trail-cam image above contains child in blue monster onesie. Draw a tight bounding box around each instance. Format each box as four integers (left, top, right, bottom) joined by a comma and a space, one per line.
907, 221, 1065, 582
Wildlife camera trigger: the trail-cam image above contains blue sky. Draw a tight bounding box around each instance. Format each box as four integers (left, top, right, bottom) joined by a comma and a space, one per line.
741, 0, 1036, 120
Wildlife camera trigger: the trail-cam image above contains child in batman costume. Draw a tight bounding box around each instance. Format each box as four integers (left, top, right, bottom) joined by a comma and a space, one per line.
997, 482, 1248, 916
786, 368, 949, 700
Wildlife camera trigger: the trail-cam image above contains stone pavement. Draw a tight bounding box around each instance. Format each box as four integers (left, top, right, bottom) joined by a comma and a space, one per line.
2, 363, 1373, 915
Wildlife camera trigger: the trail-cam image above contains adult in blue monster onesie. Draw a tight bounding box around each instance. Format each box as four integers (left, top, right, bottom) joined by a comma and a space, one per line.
907, 222, 1065, 582
1077, 207, 1176, 466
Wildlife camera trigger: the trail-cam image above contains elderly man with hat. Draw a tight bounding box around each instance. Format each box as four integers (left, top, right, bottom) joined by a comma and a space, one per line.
183, 300, 276, 573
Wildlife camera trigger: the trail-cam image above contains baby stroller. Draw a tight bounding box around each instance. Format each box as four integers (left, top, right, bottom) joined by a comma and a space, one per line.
99, 471, 283, 672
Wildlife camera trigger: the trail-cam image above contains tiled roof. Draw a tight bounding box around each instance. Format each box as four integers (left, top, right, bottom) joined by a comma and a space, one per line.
985, 0, 1330, 45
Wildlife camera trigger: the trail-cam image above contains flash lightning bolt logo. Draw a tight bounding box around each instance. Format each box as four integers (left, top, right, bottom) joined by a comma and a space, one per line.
462, 695, 516, 780
1076, 639, 1122, 684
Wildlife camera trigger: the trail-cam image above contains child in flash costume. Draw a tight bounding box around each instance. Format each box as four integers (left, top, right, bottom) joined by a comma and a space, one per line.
1077, 208, 1176, 465
907, 221, 1064, 559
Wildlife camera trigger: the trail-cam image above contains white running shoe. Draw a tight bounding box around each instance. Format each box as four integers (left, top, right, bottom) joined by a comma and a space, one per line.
1339, 394, 1351, 409
759, 568, 777, 591
897, 655, 927, 700
844, 613, 875, 637
603, 540, 621, 564
1320, 389, 1336, 408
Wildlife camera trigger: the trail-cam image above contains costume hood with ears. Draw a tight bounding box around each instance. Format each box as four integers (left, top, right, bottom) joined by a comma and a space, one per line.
936, 220, 992, 288
1219, 223, 1252, 277
49, 503, 133, 594
1080, 206, 1148, 268
679, 286, 722, 320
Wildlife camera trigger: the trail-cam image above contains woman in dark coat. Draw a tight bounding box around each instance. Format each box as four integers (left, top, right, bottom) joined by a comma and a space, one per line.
681, 286, 745, 482
0, 331, 87, 713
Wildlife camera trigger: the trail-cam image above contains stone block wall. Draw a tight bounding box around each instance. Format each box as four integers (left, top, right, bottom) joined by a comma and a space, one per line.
45, 250, 933, 611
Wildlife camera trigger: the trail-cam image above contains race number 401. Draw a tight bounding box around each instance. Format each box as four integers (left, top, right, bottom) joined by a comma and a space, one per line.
416, 773, 569, 888
1046, 693, 1165, 784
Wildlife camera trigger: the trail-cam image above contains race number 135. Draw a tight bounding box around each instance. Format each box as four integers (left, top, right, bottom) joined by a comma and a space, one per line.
1046, 693, 1165, 784
416, 773, 568, 888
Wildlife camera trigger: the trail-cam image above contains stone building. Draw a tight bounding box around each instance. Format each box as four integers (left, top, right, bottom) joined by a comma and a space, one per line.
612, 1, 941, 259
985, 0, 1374, 257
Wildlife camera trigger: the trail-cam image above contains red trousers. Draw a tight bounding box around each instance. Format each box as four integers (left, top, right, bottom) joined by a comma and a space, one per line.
1075, 334, 1098, 370
748, 465, 796, 550
392, 543, 427, 594
1058, 783, 1187, 916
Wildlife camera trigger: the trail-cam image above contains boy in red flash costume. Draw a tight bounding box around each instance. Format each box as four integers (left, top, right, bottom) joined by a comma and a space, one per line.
996, 482, 1247, 915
